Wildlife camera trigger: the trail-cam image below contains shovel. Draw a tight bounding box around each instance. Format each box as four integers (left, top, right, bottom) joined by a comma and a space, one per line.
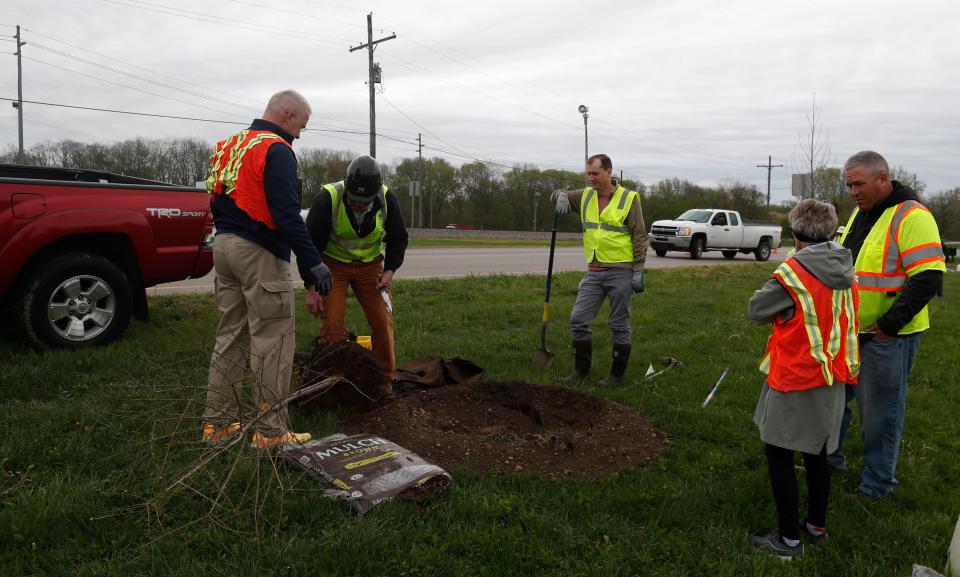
534, 210, 560, 367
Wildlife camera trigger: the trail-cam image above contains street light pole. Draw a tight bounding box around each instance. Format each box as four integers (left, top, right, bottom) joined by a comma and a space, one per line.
578, 104, 589, 183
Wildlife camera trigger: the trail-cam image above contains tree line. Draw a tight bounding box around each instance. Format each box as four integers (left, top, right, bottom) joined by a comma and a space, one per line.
3, 139, 958, 240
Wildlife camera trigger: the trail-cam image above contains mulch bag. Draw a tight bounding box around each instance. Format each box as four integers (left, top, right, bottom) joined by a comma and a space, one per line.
280, 433, 452, 515
393, 355, 484, 392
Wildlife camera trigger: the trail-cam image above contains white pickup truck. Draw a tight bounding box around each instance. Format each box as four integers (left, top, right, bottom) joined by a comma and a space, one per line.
649, 208, 782, 261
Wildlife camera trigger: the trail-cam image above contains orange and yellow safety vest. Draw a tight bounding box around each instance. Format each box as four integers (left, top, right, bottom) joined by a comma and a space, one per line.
206, 129, 291, 229
760, 257, 860, 391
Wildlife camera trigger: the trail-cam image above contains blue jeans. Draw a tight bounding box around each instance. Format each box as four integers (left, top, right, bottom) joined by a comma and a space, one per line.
828, 333, 922, 496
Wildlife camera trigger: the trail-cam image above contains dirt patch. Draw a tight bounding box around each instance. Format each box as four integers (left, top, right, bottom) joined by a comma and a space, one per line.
295, 348, 669, 478
296, 340, 386, 412
341, 380, 669, 479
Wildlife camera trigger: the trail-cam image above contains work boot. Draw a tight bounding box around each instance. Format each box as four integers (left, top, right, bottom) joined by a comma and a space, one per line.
375, 379, 397, 402
201, 422, 241, 446
557, 340, 591, 385
596, 343, 631, 388
250, 431, 312, 449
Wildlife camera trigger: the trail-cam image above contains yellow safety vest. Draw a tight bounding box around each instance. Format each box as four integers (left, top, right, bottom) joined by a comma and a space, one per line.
322, 181, 389, 263
839, 200, 946, 335
580, 185, 638, 264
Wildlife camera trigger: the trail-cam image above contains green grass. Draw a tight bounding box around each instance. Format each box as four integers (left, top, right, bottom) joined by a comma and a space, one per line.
1, 266, 958, 576
409, 237, 581, 248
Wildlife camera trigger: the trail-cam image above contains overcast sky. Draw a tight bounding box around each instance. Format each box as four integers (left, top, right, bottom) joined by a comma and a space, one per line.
3, 0, 959, 203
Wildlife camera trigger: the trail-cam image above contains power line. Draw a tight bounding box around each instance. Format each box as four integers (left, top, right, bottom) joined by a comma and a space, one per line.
0, 96, 391, 141
24, 27, 263, 106
225, 0, 362, 29
22, 55, 249, 119
378, 93, 478, 160
29, 42, 260, 113
22, 27, 391, 135
99, 0, 350, 45
0, 97, 246, 124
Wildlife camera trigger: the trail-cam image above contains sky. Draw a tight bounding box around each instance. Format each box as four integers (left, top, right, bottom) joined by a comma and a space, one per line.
2, 0, 959, 204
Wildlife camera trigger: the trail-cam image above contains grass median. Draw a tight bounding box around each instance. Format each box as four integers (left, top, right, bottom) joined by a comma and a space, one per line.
1, 265, 957, 576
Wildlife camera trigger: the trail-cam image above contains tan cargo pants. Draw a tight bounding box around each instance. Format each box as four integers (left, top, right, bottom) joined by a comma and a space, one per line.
204, 233, 296, 434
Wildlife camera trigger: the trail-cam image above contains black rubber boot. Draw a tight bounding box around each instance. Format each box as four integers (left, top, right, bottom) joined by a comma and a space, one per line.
557, 340, 591, 385
596, 343, 631, 388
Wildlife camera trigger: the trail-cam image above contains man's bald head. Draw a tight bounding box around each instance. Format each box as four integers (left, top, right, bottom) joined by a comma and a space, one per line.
262, 90, 311, 139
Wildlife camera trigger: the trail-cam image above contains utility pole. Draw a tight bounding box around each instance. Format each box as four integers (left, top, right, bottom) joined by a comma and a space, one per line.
417, 133, 424, 229
756, 155, 783, 210
349, 13, 395, 158
14, 25, 25, 163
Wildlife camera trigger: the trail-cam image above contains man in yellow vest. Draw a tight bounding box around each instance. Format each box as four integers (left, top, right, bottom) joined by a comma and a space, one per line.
305, 156, 409, 397
552, 153, 648, 387
204, 90, 332, 449
828, 150, 946, 497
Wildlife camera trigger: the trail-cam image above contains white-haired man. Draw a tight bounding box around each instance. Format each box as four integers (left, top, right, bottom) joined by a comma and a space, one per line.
203, 90, 333, 448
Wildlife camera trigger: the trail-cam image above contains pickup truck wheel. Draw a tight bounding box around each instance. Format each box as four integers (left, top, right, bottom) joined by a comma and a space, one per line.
722, 250, 737, 259
755, 239, 772, 262
655, 248, 667, 257
689, 237, 704, 260
17, 252, 133, 350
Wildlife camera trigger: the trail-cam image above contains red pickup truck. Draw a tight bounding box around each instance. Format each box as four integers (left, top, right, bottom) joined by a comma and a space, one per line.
1, 164, 214, 349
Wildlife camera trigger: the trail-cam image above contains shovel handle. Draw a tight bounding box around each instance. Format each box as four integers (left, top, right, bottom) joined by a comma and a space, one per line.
543, 210, 560, 304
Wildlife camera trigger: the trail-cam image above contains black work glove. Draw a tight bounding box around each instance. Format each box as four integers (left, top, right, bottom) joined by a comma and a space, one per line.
310, 262, 333, 295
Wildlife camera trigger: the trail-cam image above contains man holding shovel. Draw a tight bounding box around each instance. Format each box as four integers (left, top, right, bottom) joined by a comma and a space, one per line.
552, 153, 648, 387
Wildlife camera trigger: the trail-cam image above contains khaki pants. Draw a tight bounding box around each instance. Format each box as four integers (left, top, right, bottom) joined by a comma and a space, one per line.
319, 255, 395, 384
204, 234, 295, 434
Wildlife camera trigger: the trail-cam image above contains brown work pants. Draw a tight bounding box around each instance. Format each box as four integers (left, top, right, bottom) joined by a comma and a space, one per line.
204, 234, 295, 434
320, 256, 395, 384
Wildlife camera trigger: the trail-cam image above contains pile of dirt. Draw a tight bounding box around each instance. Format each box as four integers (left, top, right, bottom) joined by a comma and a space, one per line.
296, 340, 386, 412
341, 380, 669, 479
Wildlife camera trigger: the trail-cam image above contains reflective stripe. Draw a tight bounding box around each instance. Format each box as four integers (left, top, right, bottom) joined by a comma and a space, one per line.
330, 182, 345, 230
775, 263, 833, 385
336, 239, 372, 249
889, 200, 923, 243
582, 222, 627, 233
883, 200, 923, 273
208, 130, 285, 195
583, 188, 596, 214
856, 273, 906, 291
601, 223, 628, 233
842, 288, 860, 377
901, 243, 945, 270
617, 188, 630, 210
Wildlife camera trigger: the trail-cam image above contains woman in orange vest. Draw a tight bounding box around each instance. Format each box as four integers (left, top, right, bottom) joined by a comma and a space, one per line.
747, 199, 860, 561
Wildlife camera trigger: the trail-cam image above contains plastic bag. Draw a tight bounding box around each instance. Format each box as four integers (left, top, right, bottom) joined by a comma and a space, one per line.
280, 433, 452, 515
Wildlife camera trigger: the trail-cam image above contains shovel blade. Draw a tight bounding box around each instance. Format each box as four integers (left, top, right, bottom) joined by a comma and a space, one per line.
533, 348, 555, 368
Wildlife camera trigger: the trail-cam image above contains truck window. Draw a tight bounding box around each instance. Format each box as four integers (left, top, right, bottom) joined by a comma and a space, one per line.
729, 213, 739, 226
676, 209, 713, 223
711, 213, 727, 226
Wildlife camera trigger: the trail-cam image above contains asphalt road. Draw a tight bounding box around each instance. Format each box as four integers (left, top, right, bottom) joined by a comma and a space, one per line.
148, 246, 787, 296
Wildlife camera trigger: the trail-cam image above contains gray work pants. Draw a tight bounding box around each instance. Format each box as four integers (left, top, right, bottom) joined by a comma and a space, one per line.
570, 268, 633, 346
